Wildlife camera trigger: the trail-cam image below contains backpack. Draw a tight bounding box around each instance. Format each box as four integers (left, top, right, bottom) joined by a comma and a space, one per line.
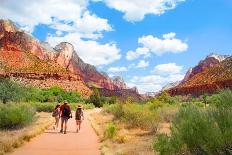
76, 108, 82, 120
52, 109, 59, 117
63, 106, 70, 117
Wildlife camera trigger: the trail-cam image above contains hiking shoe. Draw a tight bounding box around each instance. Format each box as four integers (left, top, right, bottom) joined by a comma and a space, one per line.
60, 129, 63, 133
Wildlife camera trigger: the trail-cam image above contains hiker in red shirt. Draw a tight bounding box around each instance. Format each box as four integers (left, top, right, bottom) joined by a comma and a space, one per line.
60, 100, 72, 134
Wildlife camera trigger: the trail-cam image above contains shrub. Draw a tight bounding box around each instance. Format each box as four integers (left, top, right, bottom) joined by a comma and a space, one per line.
31, 102, 55, 112
104, 103, 160, 131
89, 88, 103, 107
24, 86, 83, 103
104, 103, 124, 119
122, 104, 159, 130
0, 78, 25, 104
104, 122, 117, 139
0, 103, 36, 129
69, 102, 95, 110
154, 104, 232, 155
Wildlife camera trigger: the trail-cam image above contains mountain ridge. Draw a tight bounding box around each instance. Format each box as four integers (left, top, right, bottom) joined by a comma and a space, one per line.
168, 55, 232, 95
0, 19, 131, 97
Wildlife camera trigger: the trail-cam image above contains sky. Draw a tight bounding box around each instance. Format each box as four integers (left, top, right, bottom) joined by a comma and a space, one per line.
0, 0, 232, 93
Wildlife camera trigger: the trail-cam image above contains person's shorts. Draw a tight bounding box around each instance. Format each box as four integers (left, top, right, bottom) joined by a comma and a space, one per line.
75, 116, 81, 121
61, 116, 69, 123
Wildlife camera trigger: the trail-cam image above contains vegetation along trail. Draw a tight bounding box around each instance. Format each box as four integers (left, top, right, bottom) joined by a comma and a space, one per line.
11, 110, 100, 155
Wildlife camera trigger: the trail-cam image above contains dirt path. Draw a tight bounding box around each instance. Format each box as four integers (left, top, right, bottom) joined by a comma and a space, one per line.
11, 110, 101, 155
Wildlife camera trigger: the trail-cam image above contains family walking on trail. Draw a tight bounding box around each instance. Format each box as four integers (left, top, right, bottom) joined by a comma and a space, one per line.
52, 100, 84, 134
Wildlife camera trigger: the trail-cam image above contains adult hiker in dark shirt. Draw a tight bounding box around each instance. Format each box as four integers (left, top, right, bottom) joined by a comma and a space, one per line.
59, 100, 72, 134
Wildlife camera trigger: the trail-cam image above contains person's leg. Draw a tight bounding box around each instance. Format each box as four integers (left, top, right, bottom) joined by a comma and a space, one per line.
64, 118, 68, 134
76, 120, 79, 132
78, 121, 82, 130
60, 117, 64, 132
55, 117, 59, 129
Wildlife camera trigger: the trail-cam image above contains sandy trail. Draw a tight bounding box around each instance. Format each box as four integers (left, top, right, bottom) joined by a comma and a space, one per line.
11, 110, 101, 155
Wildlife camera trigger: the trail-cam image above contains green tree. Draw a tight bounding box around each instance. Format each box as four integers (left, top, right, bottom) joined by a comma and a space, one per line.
89, 88, 103, 107
0, 78, 23, 104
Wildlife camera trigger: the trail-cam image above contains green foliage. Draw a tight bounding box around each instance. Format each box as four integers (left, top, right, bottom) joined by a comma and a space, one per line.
89, 88, 102, 107
25, 86, 83, 103
88, 88, 118, 107
154, 89, 232, 155
123, 103, 159, 130
156, 92, 179, 105
0, 103, 36, 129
31, 102, 55, 112
104, 103, 124, 119
104, 122, 117, 139
104, 103, 160, 131
0, 78, 25, 103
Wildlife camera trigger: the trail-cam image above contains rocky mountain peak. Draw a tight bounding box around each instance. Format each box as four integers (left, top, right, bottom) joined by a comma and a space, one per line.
112, 76, 127, 89
55, 42, 74, 60
54, 42, 75, 69
0, 19, 18, 33
182, 54, 228, 83
207, 53, 229, 62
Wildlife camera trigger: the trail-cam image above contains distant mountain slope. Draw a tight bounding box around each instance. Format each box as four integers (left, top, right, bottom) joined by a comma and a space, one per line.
0, 20, 91, 96
54, 42, 126, 90
169, 55, 232, 95
0, 19, 133, 98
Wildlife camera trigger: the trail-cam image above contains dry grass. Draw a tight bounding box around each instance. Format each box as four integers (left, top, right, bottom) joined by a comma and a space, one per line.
88, 109, 171, 155
0, 112, 53, 155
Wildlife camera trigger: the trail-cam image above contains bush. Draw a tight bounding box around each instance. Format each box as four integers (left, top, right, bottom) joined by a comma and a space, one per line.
31, 102, 55, 112
104, 103, 124, 119
0, 78, 25, 104
69, 102, 95, 110
154, 104, 232, 155
0, 103, 36, 129
104, 103, 160, 131
88, 88, 118, 107
122, 104, 159, 130
104, 122, 117, 139
25, 86, 83, 103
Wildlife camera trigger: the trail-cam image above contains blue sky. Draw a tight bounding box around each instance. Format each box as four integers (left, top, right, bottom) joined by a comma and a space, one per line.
1, 0, 232, 93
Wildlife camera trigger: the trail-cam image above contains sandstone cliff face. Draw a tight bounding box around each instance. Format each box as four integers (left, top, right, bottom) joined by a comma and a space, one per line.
182, 54, 229, 83
0, 19, 91, 97
169, 56, 232, 96
0, 19, 128, 97
54, 42, 126, 90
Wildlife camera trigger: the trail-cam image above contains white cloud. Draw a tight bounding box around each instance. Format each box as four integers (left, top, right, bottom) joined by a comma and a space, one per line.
152, 63, 183, 75
126, 47, 150, 60
107, 67, 128, 73
163, 32, 176, 39
93, 0, 185, 22
126, 32, 188, 60
126, 62, 184, 93
138, 33, 188, 55
127, 73, 184, 93
47, 33, 121, 66
0, 0, 122, 66
0, 0, 85, 32
0, 1, 112, 38
136, 60, 149, 68
127, 75, 164, 93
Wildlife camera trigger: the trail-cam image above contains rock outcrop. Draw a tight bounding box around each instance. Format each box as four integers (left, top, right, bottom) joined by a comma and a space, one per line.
54, 42, 127, 90
182, 53, 229, 83
169, 55, 232, 96
0, 19, 129, 97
